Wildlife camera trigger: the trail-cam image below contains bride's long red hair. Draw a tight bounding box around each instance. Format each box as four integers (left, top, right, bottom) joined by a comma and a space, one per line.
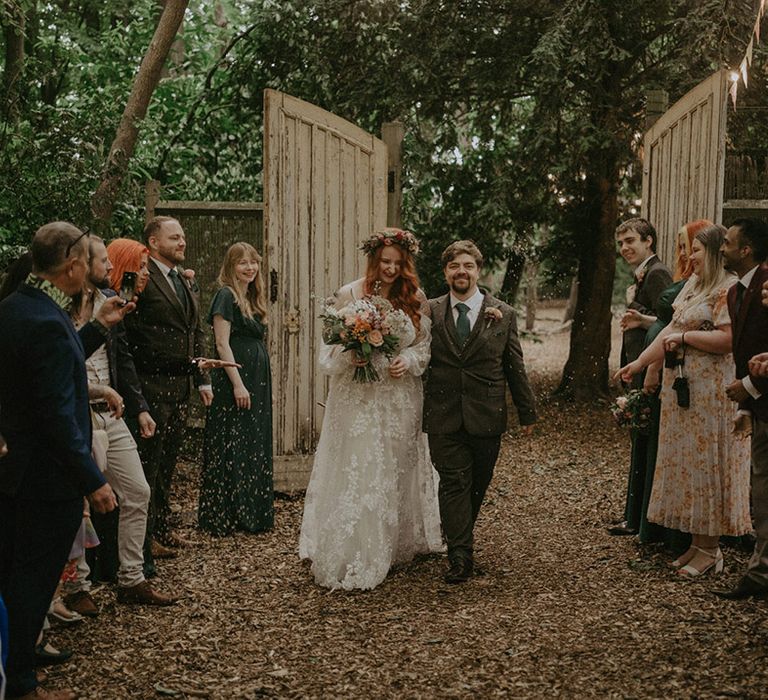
363, 243, 422, 331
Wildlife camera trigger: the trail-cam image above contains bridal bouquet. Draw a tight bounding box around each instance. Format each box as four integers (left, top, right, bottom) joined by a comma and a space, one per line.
321, 295, 409, 382
610, 389, 653, 434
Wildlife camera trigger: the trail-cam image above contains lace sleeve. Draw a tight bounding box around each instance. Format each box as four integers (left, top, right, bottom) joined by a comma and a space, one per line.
399, 289, 432, 377
318, 282, 355, 375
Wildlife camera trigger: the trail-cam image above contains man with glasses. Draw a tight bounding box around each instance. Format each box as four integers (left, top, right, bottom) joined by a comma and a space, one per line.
0, 222, 131, 700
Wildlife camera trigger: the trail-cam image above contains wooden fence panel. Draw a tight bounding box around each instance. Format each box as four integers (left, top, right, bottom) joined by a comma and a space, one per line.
642, 70, 728, 268
264, 89, 388, 491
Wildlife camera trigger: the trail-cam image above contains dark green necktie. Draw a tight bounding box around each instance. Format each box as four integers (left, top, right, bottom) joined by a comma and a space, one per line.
734, 282, 746, 318
168, 268, 188, 312
455, 302, 470, 345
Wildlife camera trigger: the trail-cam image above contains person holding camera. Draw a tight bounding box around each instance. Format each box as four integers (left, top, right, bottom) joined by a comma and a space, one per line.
616, 223, 751, 577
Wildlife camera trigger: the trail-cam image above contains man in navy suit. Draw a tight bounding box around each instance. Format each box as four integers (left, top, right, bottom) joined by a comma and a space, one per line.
715, 218, 768, 600
0, 222, 129, 700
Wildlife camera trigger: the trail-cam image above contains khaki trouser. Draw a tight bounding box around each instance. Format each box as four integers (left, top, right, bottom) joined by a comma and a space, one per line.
64, 411, 150, 590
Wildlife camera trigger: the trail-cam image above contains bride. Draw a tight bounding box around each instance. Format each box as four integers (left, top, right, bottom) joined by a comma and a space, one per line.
299, 228, 443, 590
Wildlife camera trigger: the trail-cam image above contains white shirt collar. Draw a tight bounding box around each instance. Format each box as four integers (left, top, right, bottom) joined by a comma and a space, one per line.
450, 288, 484, 312
634, 254, 656, 279
740, 265, 759, 288
152, 256, 174, 277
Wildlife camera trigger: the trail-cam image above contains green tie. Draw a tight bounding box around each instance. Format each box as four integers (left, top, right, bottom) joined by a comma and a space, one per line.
455, 302, 470, 345
168, 268, 188, 312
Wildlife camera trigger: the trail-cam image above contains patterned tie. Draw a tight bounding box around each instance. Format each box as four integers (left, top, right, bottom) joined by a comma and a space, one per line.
168, 268, 188, 313
455, 302, 470, 345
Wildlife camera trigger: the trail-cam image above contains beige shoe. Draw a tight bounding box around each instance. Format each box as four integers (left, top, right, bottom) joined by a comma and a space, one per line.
48, 598, 83, 624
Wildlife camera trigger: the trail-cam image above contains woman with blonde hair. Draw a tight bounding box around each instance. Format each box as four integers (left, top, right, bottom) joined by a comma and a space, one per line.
617, 223, 751, 575
198, 242, 273, 535
299, 228, 442, 590
106, 238, 150, 297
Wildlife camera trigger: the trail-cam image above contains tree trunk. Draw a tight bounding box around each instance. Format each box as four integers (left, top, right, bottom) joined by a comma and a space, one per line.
500, 247, 526, 304
555, 156, 618, 401
90, 0, 189, 231
524, 261, 538, 331
562, 275, 578, 323
2, 2, 25, 121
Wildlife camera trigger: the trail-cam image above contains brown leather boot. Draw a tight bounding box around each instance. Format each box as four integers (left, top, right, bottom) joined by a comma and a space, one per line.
116, 580, 177, 606
150, 538, 178, 559
63, 590, 98, 617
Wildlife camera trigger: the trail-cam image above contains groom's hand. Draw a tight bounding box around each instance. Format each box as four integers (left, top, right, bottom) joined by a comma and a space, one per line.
520, 424, 535, 437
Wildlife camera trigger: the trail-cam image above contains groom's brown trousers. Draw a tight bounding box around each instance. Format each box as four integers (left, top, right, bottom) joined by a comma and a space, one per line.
429, 427, 501, 566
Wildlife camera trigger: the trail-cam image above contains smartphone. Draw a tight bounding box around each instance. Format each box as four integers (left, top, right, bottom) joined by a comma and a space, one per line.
119, 271, 137, 302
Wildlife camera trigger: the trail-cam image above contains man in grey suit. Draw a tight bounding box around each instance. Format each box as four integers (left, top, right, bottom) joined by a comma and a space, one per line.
423, 240, 537, 583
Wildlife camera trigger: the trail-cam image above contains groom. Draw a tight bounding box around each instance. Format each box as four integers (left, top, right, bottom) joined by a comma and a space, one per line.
424, 240, 538, 583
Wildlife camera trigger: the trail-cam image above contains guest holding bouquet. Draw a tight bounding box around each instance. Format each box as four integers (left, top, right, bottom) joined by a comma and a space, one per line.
616, 224, 751, 577
619, 219, 709, 546
198, 242, 274, 536
299, 228, 442, 590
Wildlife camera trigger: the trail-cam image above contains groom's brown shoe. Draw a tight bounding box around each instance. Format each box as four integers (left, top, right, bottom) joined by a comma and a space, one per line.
444, 560, 473, 584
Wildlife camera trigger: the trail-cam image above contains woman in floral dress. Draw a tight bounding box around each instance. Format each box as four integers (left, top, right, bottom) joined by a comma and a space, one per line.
617, 223, 751, 576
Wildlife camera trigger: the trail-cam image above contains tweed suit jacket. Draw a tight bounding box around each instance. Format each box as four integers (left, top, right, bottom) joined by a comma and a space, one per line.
123, 258, 208, 404
423, 292, 537, 436
0, 284, 107, 500
728, 263, 768, 422
621, 255, 673, 367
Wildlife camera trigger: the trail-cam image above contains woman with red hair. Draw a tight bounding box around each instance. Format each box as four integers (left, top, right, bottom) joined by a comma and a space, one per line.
299, 228, 442, 590
106, 238, 150, 297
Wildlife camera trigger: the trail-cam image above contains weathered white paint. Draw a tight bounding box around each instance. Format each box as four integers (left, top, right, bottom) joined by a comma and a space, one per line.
263, 89, 388, 491
641, 70, 728, 269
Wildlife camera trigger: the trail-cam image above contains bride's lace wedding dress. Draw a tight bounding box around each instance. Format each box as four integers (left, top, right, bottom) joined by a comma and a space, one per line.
298, 280, 443, 590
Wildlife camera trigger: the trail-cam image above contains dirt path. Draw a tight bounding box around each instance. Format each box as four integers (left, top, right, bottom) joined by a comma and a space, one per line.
48, 313, 768, 698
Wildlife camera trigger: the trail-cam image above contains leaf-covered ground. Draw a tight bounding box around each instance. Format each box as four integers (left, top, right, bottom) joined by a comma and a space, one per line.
46, 310, 768, 698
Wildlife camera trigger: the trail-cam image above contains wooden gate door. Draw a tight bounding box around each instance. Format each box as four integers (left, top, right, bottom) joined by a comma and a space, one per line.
641, 70, 729, 265
264, 89, 388, 490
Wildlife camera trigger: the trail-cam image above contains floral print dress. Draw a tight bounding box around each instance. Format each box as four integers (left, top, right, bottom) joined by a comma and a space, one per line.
647, 275, 751, 536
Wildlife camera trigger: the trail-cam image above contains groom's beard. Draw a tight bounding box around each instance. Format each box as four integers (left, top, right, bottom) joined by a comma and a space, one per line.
449, 276, 471, 294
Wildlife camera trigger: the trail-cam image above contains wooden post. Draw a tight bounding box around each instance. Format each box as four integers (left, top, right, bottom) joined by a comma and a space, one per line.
381, 121, 404, 227
645, 90, 668, 130
145, 179, 161, 223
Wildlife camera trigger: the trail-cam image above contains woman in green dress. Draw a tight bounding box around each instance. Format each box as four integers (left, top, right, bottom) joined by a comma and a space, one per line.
198, 242, 273, 535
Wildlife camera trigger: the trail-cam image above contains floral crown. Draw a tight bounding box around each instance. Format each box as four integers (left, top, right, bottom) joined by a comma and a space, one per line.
360, 229, 420, 257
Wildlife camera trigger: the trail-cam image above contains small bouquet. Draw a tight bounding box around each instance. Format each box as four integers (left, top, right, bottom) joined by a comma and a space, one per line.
320, 294, 410, 382
610, 389, 653, 434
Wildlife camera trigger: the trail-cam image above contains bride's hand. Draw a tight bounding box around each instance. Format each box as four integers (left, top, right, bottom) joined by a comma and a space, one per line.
388, 356, 408, 379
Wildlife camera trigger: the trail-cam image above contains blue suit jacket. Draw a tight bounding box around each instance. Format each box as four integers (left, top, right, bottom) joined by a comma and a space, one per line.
0, 284, 107, 500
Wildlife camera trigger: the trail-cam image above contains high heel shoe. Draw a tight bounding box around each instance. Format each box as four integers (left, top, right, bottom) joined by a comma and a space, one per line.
669, 547, 696, 569
677, 547, 724, 578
